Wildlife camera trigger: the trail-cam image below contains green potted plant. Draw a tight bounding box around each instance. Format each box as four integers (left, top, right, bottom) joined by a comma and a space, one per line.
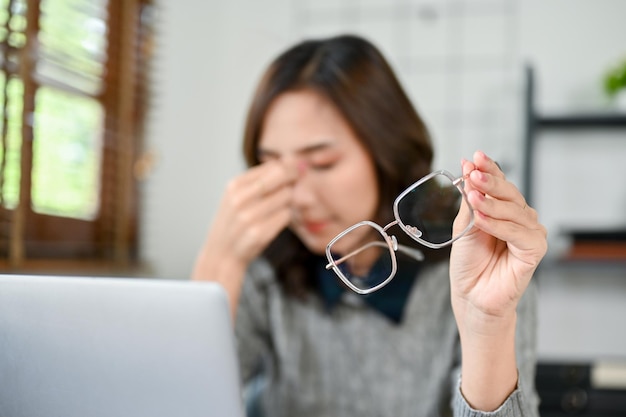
604, 58, 626, 110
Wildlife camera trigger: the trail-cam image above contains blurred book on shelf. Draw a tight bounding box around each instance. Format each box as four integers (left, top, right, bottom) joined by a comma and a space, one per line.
562, 229, 626, 262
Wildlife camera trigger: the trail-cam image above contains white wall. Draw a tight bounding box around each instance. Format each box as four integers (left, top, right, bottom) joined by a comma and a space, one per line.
143, 1, 294, 278
143, 0, 626, 361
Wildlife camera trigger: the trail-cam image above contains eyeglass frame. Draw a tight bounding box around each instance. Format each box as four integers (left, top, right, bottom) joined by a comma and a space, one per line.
325, 169, 474, 295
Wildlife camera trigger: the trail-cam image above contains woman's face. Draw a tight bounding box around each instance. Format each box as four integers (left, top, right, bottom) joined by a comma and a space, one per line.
258, 89, 379, 256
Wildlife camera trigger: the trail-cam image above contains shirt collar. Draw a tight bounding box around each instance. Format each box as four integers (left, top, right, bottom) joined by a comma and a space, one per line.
315, 256, 421, 324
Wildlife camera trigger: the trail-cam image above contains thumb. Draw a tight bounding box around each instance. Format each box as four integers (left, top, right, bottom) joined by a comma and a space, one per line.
453, 158, 475, 234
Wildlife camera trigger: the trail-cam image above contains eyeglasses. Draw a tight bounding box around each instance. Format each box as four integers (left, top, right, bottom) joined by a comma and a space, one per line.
325, 170, 474, 294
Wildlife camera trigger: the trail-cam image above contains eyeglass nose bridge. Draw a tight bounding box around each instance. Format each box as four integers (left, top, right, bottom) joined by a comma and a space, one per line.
382, 218, 424, 241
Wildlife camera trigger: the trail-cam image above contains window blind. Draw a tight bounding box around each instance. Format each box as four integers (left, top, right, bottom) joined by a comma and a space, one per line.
0, 0, 154, 272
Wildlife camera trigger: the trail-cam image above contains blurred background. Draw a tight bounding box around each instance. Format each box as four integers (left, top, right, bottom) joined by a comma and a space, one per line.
2, 0, 626, 413
146, 0, 626, 362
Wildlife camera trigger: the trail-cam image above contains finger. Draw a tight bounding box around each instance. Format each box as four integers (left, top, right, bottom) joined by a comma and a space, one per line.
453, 158, 476, 233
472, 150, 506, 180
466, 183, 546, 253
466, 188, 538, 229
245, 185, 294, 223
462, 157, 476, 176
225, 179, 293, 235
235, 205, 292, 256
243, 159, 298, 198
223, 162, 295, 214
219, 185, 293, 261
467, 169, 527, 209
469, 204, 547, 263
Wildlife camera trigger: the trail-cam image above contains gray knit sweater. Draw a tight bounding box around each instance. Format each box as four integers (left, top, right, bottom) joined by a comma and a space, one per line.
235, 259, 539, 417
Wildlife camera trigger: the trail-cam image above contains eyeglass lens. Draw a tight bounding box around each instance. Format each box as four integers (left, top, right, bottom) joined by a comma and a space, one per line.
326, 223, 394, 293
396, 172, 464, 245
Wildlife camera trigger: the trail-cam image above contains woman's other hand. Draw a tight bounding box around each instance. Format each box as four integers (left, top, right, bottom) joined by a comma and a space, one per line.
192, 160, 297, 314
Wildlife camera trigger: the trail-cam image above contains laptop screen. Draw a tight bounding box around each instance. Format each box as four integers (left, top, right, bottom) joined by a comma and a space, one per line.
0, 274, 244, 417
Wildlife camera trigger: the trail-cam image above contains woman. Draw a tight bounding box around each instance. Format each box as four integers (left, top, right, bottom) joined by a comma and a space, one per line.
193, 34, 547, 417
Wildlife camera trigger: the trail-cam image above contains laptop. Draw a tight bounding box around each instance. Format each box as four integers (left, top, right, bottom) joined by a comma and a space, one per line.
0, 274, 245, 417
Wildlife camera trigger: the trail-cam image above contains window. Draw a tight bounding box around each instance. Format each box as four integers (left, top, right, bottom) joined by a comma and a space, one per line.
0, 0, 154, 271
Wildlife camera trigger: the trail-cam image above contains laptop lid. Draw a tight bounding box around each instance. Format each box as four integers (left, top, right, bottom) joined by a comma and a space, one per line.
0, 274, 244, 417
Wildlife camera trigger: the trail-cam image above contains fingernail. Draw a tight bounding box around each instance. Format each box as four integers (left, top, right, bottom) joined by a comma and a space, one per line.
471, 170, 486, 182
460, 158, 472, 174
471, 190, 486, 202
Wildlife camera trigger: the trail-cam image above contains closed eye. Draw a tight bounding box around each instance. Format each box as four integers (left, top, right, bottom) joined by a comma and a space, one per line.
309, 161, 336, 171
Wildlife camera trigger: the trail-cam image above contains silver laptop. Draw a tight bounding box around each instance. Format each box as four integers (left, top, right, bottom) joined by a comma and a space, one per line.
0, 274, 244, 417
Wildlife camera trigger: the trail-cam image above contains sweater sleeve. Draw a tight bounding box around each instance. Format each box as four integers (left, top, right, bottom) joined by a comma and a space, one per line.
451, 279, 540, 417
234, 259, 275, 383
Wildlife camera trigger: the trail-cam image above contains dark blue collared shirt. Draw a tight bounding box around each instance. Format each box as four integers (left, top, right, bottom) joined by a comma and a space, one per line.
316, 255, 421, 324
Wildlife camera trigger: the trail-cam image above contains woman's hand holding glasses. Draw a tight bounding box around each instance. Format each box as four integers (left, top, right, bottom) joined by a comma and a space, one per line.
449, 150, 547, 411
450, 150, 547, 323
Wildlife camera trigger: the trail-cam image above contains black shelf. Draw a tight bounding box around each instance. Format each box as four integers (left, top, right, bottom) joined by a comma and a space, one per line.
537, 114, 626, 129
522, 65, 626, 273
522, 65, 626, 206
545, 259, 626, 273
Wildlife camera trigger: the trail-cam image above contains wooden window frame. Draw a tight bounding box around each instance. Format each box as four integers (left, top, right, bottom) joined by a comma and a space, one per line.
0, 0, 154, 274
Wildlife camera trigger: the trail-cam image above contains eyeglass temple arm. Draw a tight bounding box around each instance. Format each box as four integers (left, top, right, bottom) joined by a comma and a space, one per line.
325, 241, 424, 270
396, 244, 425, 261
453, 172, 471, 186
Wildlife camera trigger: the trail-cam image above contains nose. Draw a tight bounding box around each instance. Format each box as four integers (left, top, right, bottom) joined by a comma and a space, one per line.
291, 160, 316, 208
